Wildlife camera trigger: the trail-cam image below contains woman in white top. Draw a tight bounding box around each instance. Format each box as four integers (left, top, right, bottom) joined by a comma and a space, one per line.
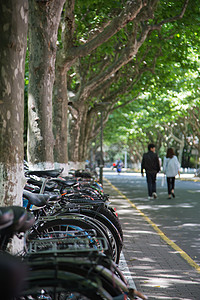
163, 148, 180, 199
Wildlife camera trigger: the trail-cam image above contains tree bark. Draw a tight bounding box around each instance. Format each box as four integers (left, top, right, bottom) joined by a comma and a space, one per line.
53, 66, 68, 165
53, 0, 154, 166
0, 0, 28, 206
27, 0, 65, 169
54, 0, 189, 166
69, 105, 89, 162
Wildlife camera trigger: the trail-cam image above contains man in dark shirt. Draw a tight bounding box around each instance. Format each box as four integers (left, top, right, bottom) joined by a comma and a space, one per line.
141, 143, 160, 199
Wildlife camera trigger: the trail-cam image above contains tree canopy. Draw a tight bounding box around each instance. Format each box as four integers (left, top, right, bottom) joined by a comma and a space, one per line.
23, 0, 200, 169
101, 0, 200, 167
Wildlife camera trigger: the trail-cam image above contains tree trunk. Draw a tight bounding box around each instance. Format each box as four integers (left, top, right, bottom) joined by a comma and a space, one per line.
27, 0, 65, 169
53, 1, 154, 169
178, 135, 185, 167
78, 106, 91, 161
69, 113, 83, 163
69, 104, 90, 163
53, 67, 68, 171
54, 0, 188, 169
0, 0, 28, 206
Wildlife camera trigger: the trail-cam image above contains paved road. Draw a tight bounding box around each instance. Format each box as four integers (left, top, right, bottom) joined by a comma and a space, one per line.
104, 171, 200, 266
102, 174, 200, 300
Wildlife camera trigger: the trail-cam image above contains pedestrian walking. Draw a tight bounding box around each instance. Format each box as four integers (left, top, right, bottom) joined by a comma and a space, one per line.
163, 148, 180, 199
116, 158, 123, 175
141, 143, 160, 199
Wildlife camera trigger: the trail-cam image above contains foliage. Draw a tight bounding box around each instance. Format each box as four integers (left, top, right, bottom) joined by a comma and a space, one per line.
104, 56, 200, 166
70, 1, 199, 125
24, 0, 200, 166
101, 0, 200, 167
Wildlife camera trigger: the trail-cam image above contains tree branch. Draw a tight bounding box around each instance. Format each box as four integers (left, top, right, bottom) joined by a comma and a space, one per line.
152, 0, 189, 30
111, 94, 140, 111
62, 0, 147, 68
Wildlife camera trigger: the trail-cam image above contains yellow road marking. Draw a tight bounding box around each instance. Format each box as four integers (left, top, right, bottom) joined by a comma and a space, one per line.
104, 177, 200, 274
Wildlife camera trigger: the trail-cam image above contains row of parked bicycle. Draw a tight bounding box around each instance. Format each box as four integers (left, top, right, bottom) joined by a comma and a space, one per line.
0, 162, 147, 299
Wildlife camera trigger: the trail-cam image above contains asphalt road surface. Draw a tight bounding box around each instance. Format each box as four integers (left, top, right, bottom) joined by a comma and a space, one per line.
104, 171, 200, 266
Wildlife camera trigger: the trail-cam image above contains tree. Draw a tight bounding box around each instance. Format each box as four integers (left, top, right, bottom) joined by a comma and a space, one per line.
102, 0, 200, 167
0, 0, 28, 206
103, 57, 200, 167
53, 0, 190, 168
27, 0, 65, 169
53, 0, 161, 168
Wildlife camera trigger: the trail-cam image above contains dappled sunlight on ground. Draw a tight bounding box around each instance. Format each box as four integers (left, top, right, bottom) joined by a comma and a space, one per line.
136, 203, 194, 210
187, 189, 200, 193
124, 230, 158, 235
123, 257, 199, 300
136, 204, 172, 210
122, 229, 200, 298
178, 223, 200, 228
103, 177, 200, 299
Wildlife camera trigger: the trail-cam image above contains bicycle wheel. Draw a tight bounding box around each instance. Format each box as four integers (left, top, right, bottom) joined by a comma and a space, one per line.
27, 216, 113, 258
59, 201, 123, 241
19, 269, 112, 300
65, 208, 123, 264
45, 211, 121, 263
22, 253, 128, 299
94, 205, 123, 241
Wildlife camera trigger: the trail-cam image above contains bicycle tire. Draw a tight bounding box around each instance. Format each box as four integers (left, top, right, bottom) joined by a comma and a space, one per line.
45, 212, 120, 263
64, 208, 123, 264
27, 216, 113, 258
20, 269, 112, 300
94, 205, 123, 241
59, 201, 123, 240
23, 255, 128, 298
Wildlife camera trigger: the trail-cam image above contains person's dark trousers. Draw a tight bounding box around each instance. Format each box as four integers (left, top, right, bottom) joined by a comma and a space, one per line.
167, 177, 175, 195
146, 172, 157, 197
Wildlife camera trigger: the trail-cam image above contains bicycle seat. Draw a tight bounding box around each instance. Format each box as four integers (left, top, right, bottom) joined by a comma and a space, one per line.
75, 170, 92, 178
24, 184, 41, 193
25, 168, 63, 178
0, 207, 14, 230
23, 190, 50, 207
50, 178, 78, 187
18, 211, 35, 232
25, 178, 56, 191
7, 206, 29, 232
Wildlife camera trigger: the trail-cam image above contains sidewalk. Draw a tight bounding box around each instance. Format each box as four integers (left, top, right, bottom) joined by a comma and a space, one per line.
103, 178, 200, 300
